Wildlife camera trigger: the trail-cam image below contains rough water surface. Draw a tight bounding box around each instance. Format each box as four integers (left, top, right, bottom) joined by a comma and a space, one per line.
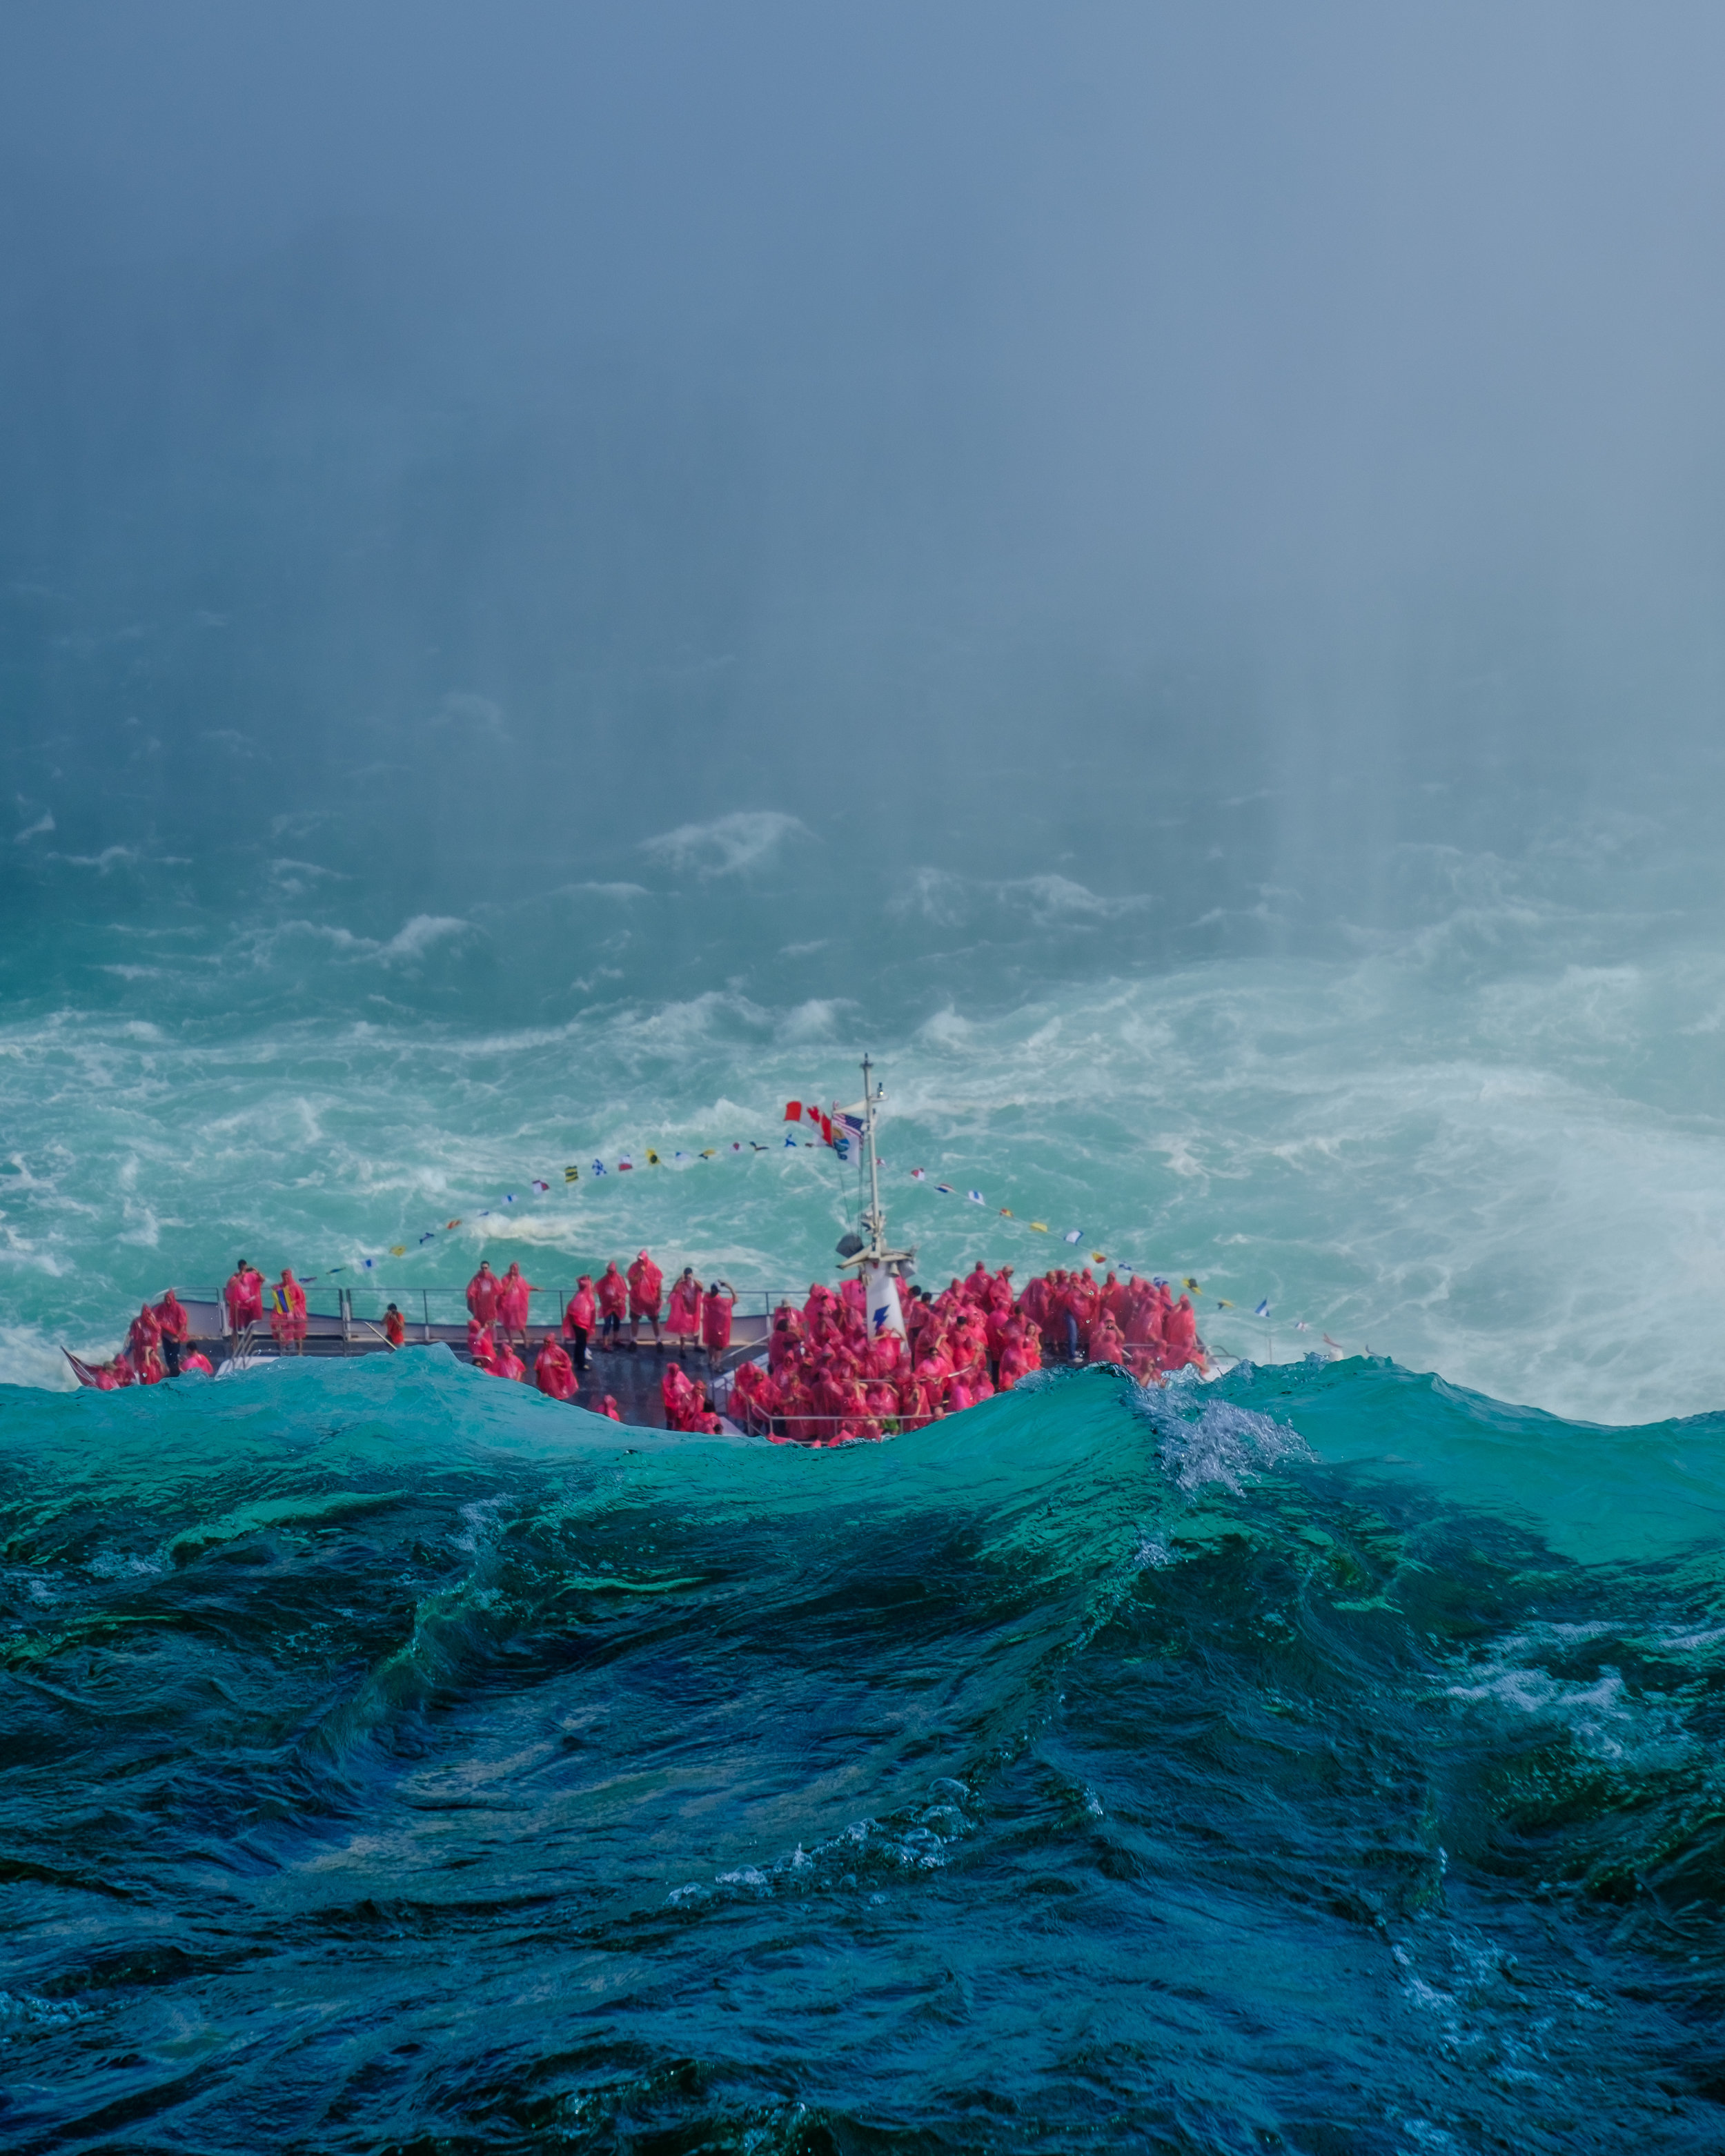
3, 1352, 1722, 2152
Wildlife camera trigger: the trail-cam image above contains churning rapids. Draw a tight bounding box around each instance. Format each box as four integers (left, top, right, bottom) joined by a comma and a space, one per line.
3, 1349, 1723, 2152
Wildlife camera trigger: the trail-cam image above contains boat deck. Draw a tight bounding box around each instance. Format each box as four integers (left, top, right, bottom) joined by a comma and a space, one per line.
174, 1298, 765, 1430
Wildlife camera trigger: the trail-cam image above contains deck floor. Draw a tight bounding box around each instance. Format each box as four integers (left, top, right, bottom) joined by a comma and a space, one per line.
172, 1298, 748, 1429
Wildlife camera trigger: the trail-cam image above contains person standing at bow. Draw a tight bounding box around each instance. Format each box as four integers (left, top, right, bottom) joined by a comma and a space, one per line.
466, 1260, 500, 1329
126, 1302, 161, 1381
627, 1249, 663, 1349
224, 1260, 263, 1338
563, 1275, 595, 1370
596, 1260, 627, 1349
270, 1269, 308, 1354
702, 1279, 736, 1367
497, 1261, 536, 1347
152, 1287, 190, 1376
666, 1267, 702, 1352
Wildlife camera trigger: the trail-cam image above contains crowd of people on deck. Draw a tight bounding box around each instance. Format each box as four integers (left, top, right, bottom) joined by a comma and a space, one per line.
457, 1252, 735, 1427
81, 1287, 215, 1387
84, 1246, 1206, 1434
725, 1260, 1206, 1446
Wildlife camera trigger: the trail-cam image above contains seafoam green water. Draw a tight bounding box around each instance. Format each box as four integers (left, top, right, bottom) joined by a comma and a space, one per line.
3, 1351, 1723, 2150
7, 849, 1725, 1425
10, 10, 1725, 2144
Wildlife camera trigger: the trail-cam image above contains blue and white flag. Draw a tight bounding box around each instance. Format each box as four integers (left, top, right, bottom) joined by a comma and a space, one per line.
967, 1189, 985, 1205
1063, 1229, 1083, 1245
1254, 1300, 1271, 1318
592, 1159, 607, 1175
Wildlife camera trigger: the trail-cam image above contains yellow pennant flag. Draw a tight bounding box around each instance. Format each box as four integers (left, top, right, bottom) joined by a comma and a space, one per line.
1183, 1276, 1202, 1294
1091, 1252, 1107, 1264
1216, 1298, 1234, 1309
389, 1245, 406, 1258
700, 1149, 717, 1158
1029, 1221, 1049, 1233
646, 1149, 662, 1166
999, 1207, 1014, 1218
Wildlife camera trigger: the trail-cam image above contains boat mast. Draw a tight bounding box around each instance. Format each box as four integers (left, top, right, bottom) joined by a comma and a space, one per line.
862, 1053, 885, 1261
838, 1054, 913, 1291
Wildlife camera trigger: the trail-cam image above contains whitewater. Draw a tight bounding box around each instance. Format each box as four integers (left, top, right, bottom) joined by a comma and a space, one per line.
6, 838, 1725, 1425
9, 6, 1725, 2145
6, 847, 1724, 2145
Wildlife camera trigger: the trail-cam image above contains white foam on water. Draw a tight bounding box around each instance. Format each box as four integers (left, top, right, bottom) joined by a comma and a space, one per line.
6, 906, 1725, 1422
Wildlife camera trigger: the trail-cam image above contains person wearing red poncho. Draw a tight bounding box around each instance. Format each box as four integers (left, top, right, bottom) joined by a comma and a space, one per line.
491, 1340, 527, 1381
1163, 1294, 1202, 1372
627, 1250, 663, 1348
701, 1279, 736, 1363
564, 1276, 596, 1369
1090, 1309, 1128, 1367
534, 1334, 578, 1401
666, 1267, 702, 1350
466, 1261, 500, 1326
270, 1270, 308, 1353
179, 1346, 215, 1376
497, 1262, 536, 1345
126, 1303, 160, 1380
224, 1260, 263, 1336
661, 1359, 698, 1430
596, 1260, 628, 1348
153, 1287, 190, 1375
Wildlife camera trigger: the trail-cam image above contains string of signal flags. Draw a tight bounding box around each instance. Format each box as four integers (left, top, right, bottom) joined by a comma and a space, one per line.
298, 1092, 1356, 1356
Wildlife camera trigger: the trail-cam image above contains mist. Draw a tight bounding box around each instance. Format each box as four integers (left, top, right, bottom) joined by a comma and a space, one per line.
7, 1, 1725, 1021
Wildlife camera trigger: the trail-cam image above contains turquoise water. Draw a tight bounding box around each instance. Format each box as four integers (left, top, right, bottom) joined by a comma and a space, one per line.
9, 14, 1725, 2139
7, 847, 1725, 1425
3, 1351, 1723, 2148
